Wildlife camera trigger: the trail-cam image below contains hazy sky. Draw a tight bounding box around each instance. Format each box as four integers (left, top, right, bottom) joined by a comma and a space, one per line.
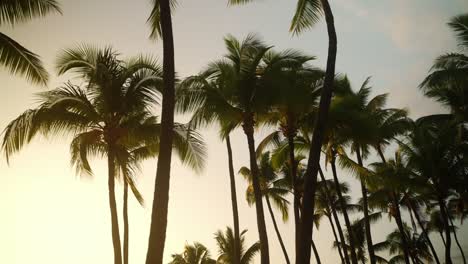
1, 0, 468, 263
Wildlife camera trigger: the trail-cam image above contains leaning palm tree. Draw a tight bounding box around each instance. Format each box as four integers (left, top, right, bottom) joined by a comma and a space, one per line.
215, 227, 260, 264
238, 151, 291, 264
227, 1, 338, 262
169, 242, 217, 264
0, 0, 61, 85
145, 0, 177, 262
2, 46, 168, 264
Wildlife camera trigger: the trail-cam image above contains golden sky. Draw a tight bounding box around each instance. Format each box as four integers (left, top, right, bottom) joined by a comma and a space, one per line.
1, 0, 467, 263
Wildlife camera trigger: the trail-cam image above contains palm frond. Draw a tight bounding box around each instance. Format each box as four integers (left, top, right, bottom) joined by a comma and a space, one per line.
290, 0, 322, 35
147, 0, 178, 40
448, 13, 468, 48
0, 32, 49, 85
0, 0, 61, 26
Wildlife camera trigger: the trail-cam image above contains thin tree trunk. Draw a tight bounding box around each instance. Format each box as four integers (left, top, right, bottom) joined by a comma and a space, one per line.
287, 131, 301, 261
446, 208, 467, 264
243, 117, 270, 264
226, 135, 241, 264
331, 157, 359, 264
123, 181, 129, 264
438, 197, 452, 264
355, 148, 376, 264
108, 148, 123, 264
297, 0, 337, 262
318, 166, 349, 264
311, 239, 322, 264
440, 231, 446, 246
266, 196, 291, 264
409, 205, 441, 264
145, 0, 175, 262
327, 215, 346, 264
392, 193, 411, 264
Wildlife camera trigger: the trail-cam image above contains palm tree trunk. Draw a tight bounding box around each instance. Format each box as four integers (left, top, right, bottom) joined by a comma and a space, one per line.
437, 196, 452, 264
446, 208, 467, 264
226, 135, 241, 264
392, 193, 411, 264
331, 157, 359, 264
108, 148, 123, 264
408, 204, 441, 264
355, 148, 376, 264
297, 0, 337, 262
145, 0, 175, 262
327, 215, 346, 264
265, 196, 291, 264
318, 166, 349, 264
440, 231, 446, 246
123, 180, 129, 264
287, 131, 301, 261
243, 116, 270, 264
311, 239, 322, 264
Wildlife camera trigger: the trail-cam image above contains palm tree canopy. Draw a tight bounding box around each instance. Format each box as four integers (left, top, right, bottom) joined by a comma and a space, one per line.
169, 242, 216, 264
215, 227, 260, 264
0, 0, 61, 85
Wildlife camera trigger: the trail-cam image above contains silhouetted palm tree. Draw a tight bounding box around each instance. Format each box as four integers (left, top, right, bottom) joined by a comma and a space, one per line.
169, 243, 217, 264
238, 151, 290, 264
227, 1, 338, 262
0, 0, 61, 85
215, 227, 260, 264
2, 46, 180, 264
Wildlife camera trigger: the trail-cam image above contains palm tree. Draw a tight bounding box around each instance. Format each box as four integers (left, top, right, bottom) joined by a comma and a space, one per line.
145, 0, 177, 262
420, 13, 468, 124
0, 0, 61, 85
2, 46, 167, 264
367, 151, 423, 264
238, 151, 291, 264
399, 118, 465, 264
259, 50, 321, 255
169, 242, 217, 264
177, 34, 304, 264
227, 1, 338, 261
314, 177, 353, 264
374, 226, 434, 264
119, 125, 206, 264
215, 227, 260, 264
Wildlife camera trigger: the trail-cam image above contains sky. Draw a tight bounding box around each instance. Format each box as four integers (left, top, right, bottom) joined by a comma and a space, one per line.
1, 0, 468, 263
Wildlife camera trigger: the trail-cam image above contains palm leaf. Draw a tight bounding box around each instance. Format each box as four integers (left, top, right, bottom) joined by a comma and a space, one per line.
0, 0, 61, 26
290, 0, 322, 35
0, 32, 49, 85
147, 0, 178, 40
448, 13, 468, 48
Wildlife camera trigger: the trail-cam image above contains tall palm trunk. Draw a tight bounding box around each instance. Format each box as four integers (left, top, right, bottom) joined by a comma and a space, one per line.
243, 115, 270, 264
437, 196, 452, 264
331, 156, 359, 264
408, 204, 441, 264
265, 196, 291, 264
446, 206, 467, 264
355, 147, 376, 264
391, 193, 411, 264
297, 0, 337, 262
145, 0, 175, 262
318, 166, 349, 264
287, 130, 301, 260
226, 135, 241, 264
123, 181, 129, 264
311, 239, 322, 264
108, 147, 123, 264
327, 215, 346, 264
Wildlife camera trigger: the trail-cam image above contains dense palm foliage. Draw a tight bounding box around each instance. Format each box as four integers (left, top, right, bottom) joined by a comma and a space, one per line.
2, 46, 206, 264
0, 0, 61, 85
2, 1, 468, 264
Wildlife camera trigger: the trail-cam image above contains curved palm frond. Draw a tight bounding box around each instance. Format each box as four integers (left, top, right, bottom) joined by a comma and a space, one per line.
0, 0, 61, 26
0, 32, 49, 85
